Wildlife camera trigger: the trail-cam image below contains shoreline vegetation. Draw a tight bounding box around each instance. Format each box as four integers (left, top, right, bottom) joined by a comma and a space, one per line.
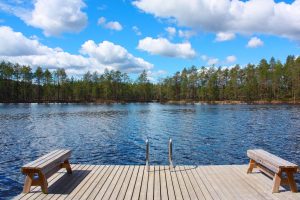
1, 100, 299, 105
0, 55, 299, 104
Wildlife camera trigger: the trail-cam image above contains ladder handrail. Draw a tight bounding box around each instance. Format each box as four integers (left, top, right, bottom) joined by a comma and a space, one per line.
145, 139, 149, 171
169, 138, 173, 169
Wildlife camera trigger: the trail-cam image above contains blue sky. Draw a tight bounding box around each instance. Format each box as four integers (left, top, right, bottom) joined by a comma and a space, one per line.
0, 0, 299, 80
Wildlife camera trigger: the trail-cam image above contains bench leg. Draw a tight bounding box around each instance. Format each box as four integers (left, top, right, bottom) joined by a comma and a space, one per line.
23, 174, 34, 193
286, 171, 298, 193
247, 159, 256, 174
64, 160, 72, 174
38, 172, 48, 194
272, 172, 282, 193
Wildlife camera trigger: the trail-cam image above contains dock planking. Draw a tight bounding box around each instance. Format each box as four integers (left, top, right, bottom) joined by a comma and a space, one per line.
14, 164, 300, 200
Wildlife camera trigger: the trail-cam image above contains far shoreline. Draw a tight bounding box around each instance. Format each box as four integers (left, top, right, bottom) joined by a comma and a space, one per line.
0, 100, 300, 105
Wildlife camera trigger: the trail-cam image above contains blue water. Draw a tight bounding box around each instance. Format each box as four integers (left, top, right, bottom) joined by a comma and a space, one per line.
0, 103, 299, 199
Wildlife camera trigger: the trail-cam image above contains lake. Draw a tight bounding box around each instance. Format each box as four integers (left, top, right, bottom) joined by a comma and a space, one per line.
0, 103, 300, 199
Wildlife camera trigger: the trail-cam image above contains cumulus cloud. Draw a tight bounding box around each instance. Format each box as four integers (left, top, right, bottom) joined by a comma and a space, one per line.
137, 37, 196, 59
132, 26, 142, 36
98, 17, 123, 31
0, 26, 153, 75
178, 30, 196, 39
201, 55, 219, 65
80, 40, 152, 72
215, 32, 235, 42
147, 70, 168, 82
247, 37, 264, 48
133, 0, 300, 40
165, 27, 176, 38
0, 0, 88, 36
226, 55, 237, 63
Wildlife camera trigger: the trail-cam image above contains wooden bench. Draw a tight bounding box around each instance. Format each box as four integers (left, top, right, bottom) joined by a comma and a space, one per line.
247, 149, 298, 193
21, 149, 72, 194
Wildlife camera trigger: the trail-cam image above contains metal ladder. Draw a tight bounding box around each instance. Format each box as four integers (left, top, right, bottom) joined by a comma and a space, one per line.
145, 138, 173, 171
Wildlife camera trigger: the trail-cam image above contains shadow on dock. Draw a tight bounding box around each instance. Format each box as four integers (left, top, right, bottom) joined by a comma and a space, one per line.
47, 170, 91, 194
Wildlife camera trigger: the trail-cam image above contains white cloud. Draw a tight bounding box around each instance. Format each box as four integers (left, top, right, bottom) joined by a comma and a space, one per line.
137, 37, 196, 59
147, 70, 168, 82
15, 0, 87, 36
226, 55, 237, 63
133, 0, 300, 40
165, 27, 176, 38
0, 26, 153, 75
215, 32, 235, 42
80, 40, 152, 72
178, 30, 196, 39
201, 55, 219, 65
207, 58, 219, 65
98, 17, 123, 31
132, 26, 142, 36
247, 37, 264, 48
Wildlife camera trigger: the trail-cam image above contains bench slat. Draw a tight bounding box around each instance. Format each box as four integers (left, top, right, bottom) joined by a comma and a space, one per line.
247, 149, 298, 173
254, 149, 297, 168
22, 149, 62, 168
38, 150, 71, 169
21, 149, 72, 194
22, 150, 71, 176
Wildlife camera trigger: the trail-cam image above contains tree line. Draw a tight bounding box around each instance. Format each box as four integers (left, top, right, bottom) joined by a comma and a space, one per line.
0, 55, 299, 103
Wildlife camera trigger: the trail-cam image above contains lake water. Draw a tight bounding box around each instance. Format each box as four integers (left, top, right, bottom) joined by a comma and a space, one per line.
0, 103, 300, 199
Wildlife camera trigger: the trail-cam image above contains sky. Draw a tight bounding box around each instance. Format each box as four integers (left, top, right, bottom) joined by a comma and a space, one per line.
0, 0, 299, 81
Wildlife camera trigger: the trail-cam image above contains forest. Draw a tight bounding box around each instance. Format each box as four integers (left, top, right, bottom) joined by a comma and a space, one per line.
0, 55, 299, 103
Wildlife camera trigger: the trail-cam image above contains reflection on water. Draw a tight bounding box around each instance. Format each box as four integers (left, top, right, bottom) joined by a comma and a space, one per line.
0, 103, 300, 199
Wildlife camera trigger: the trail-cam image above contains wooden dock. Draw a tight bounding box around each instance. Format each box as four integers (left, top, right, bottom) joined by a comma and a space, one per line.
14, 164, 300, 200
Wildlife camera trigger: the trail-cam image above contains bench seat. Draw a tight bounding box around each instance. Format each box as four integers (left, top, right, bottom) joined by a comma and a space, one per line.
21, 149, 72, 193
247, 149, 298, 193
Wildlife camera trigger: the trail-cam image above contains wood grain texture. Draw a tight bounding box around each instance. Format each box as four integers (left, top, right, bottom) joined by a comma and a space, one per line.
14, 164, 300, 200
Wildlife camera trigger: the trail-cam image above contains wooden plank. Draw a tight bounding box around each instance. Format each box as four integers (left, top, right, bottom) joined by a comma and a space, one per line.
223, 165, 266, 200
178, 166, 198, 200
109, 166, 130, 200
175, 166, 191, 200
146, 166, 154, 200
101, 165, 126, 200
235, 165, 283, 200
16, 165, 80, 200
164, 166, 176, 200
77, 165, 110, 199
23, 150, 70, 171
40, 152, 72, 173
183, 166, 207, 200
65, 165, 104, 199
211, 165, 245, 200
50, 165, 93, 200
116, 165, 135, 200
238, 165, 300, 200
131, 165, 145, 200
198, 165, 233, 200
93, 165, 121, 199
170, 166, 183, 200
252, 150, 297, 168
22, 150, 61, 168
14, 165, 300, 200
138, 165, 149, 200
247, 150, 298, 171
159, 166, 168, 200
124, 165, 140, 200
84, 165, 115, 199
154, 165, 161, 200
26, 164, 87, 200
188, 166, 214, 200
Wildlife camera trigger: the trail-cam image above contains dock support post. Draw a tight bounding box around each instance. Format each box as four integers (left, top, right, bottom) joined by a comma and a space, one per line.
169, 138, 173, 169
146, 139, 149, 172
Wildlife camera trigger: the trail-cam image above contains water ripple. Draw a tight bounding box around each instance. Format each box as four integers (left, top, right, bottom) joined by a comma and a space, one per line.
0, 103, 299, 199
